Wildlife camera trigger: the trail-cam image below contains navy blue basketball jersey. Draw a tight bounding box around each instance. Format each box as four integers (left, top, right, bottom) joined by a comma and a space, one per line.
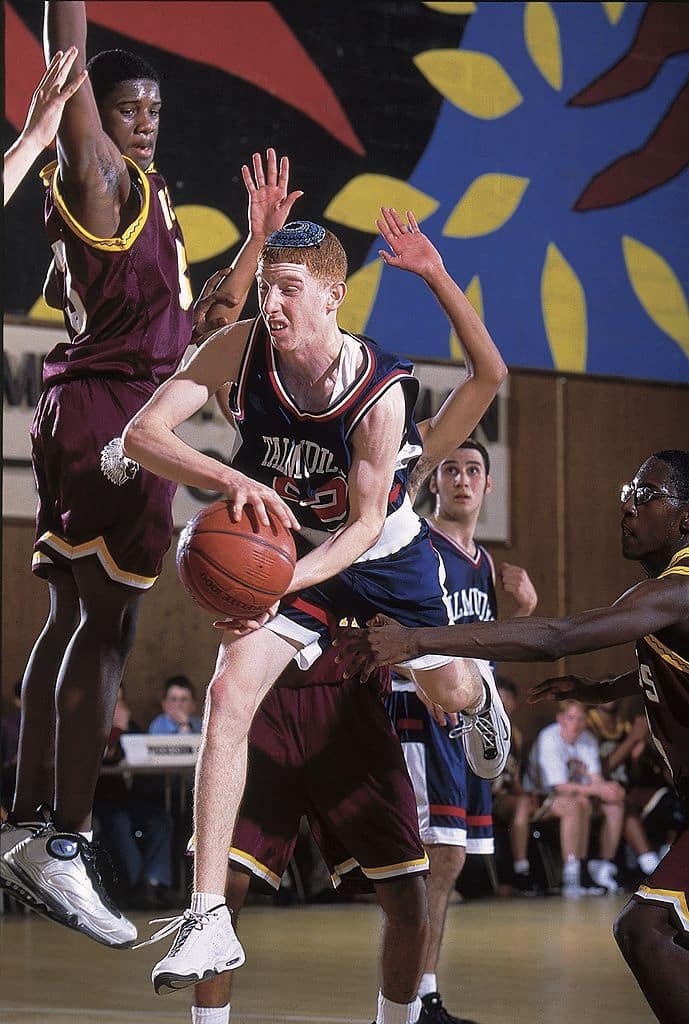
39, 157, 193, 388
229, 318, 421, 539
428, 524, 497, 626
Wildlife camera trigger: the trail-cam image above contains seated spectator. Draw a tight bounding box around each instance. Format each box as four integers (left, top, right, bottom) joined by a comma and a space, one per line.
94, 686, 174, 909
1, 682, 22, 812
625, 733, 689, 856
148, 675, 202, 735
491, 678, 540, 893
524, 700, 626, 896
587, 702, 661, 880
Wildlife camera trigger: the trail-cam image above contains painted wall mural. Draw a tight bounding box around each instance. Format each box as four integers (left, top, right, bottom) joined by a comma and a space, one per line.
4, 1, 688, 382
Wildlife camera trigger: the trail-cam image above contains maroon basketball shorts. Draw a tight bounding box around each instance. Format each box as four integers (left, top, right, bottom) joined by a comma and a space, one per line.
227, 678, 428, 890
30, 378, 177, 588
635, 826, 689, 943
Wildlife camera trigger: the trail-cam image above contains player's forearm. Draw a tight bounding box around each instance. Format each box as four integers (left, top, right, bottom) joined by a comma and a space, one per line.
288, 516, 384, 593
423, 265, 507, 387
4, 135, 44, 205
122, 419, 234, 493
206, 234, 265, 312
408, 613, 623, 663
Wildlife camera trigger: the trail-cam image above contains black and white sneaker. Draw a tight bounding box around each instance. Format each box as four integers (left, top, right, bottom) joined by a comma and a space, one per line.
0, 820, 51, 912
139, 903, 245, 994
417, 991, 479, 1024
453, 676, 510, 781
6, 825, 136, 947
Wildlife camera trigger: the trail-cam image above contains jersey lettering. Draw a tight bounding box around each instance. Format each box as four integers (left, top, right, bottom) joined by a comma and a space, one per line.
639, 662, 660, 704
262, 436, 338, 479
447, 587, 494, 625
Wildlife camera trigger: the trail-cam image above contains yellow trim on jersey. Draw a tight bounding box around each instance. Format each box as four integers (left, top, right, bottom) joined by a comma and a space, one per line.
35, 531, 157, 590
643, 633, 689, 674
39, 156, 151, 252
663, 545, 689, 572
636, 884, 689, 931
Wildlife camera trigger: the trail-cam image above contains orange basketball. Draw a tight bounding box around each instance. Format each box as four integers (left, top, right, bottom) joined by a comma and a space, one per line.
176, 500, 296, 618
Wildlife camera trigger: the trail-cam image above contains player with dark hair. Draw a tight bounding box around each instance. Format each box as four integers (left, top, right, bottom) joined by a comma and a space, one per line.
388, 437, 537, 1022
124, 210, 509, 1005
0, 1, 301, 949
337, 449, 689, 1023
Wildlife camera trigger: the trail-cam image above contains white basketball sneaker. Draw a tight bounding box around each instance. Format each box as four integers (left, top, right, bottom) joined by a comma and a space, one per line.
142, 903, 245, 995
0, 820, 50, 911
588, 858, 622, 894
454, 675, 511, 780
6, 825, 136, 947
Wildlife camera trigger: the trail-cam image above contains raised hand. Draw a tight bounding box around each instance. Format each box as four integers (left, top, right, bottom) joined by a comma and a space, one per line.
498, 563, 538, 616
242, 148, 303, 241
376, 207, 444, 279
24, 47, 88, 148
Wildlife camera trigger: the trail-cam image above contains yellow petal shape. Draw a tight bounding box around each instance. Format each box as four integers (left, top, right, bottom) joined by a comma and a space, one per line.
422, 2, 477, 13
28, 296, 63, 323
175, 205, 240, 264
414, 50, 523, 119
623, 236, 689, 357
450, 276, 483, 361
324, 175, 439, 232
541, 243, 587, 372
524, 2, 563, 91
443, 174, 529, 238
602, 2, 626, 25
339, 260, 383, 335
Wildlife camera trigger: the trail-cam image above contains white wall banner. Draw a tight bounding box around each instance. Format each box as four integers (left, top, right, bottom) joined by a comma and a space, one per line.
3, 321, 510, 542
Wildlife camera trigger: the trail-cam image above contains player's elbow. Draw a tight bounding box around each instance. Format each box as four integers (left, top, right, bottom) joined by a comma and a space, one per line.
121, 414, 149, 462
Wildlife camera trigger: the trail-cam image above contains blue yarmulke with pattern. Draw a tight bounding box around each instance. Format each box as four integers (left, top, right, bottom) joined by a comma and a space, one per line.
265, 220, 326, 248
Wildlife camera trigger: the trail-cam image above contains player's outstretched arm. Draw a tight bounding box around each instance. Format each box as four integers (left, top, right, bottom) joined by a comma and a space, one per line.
44, 1, 130, 235
122, 322, 300, 531
335, 572, 688, 675
376, 207, 507, 498
4, 47, 87, 205
527, 668, 640, 706
192, 149, 303, 343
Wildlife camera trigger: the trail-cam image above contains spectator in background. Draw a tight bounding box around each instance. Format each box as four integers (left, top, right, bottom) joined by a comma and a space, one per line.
149, 676, 202, 736
525, 700, 626, 895
1, 683, 23, 812
587, 702, 661, 880
94, 687, 174, 908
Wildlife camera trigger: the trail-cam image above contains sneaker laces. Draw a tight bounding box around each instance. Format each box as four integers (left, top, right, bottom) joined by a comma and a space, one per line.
471, 711, 499, 757
133, 904, 226, 950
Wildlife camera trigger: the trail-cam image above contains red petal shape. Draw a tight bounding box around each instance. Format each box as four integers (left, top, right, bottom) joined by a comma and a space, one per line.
4, 4, 47, 132
574, 79, 689, 210
87, 1, 365, 155
570, 4, 689, 106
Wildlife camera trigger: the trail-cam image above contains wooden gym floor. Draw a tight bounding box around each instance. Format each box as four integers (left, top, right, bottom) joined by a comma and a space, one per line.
1, 897, 655, 1023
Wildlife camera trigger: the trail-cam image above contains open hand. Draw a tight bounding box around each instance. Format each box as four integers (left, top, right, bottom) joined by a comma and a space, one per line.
376, 207, 444, 279
243, 148, 303, 240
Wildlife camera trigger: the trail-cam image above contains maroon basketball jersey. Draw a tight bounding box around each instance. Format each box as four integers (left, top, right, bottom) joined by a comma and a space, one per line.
39, 157, 193, 388
636, 545, 689, 805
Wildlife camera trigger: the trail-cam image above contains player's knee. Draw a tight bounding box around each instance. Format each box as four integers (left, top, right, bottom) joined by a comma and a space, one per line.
377, 877, 428, 936
205, 674, 253, 731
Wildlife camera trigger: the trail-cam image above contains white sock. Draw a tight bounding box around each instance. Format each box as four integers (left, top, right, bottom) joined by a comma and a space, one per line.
513, 859, 530, 876
191, 1006, 230, 1024
417, 972, 437, 998
638, 851, 660, 875
191, 891, 226, 914
79, 830, 93, 842
562, 856, 580, 888
377, 991, 422, 1024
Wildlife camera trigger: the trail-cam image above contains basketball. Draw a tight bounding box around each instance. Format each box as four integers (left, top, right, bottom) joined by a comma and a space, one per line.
176, 499, 296, 618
